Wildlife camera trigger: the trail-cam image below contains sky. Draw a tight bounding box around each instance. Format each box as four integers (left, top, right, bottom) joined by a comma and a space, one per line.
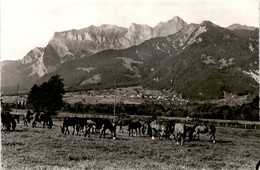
0, 0, 259, 61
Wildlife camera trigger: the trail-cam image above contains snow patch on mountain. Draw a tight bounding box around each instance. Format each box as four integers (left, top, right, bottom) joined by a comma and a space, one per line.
219, 58, 235, 68
77, 67, 96, 72
187, 26, 207, 45
203, 56, 215, 64
80, 74, 101, 85
83, 32, 93, 41
249, 43, 255, 52
116, 57, 143, 71
243, 70, 259, 83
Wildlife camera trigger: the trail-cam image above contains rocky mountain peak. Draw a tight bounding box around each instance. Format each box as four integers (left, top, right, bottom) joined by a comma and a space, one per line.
153, 16, 188, 37
200, 20, 219, 27
21, 47, 44, 64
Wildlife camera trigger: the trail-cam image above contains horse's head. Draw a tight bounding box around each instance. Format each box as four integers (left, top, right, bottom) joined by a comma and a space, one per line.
113, 120, 119, 129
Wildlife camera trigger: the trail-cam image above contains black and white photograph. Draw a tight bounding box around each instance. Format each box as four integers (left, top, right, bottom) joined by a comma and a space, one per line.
1, 0, 259, 169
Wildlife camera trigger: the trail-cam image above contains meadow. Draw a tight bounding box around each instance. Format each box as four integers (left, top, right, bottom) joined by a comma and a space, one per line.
1, 115, 260, 170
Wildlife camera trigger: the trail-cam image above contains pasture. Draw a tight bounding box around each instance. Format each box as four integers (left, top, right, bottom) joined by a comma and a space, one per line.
1, 116, 260, 170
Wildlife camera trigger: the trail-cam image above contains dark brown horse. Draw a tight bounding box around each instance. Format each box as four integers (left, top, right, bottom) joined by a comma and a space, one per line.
61, 117, 79, 135
99, 119, 118, 139
118, 117, 131, 133
1, 111, 16, 131
128, 120, 142, 137
23, 110, 33, 126
32, 112, 53, 129
185, 124, 199, 141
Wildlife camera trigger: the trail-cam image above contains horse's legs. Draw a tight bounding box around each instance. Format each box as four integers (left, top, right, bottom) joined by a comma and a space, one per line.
180, 134, 184, 146
85, 126, 90, 137
99, 129, 103, 138
24, 119, 27, 126
159, 131, 163, 140
11, 120, 16, 131
113, 131, 116, 139
152, 129, 156, 140
72, 126, 75, 135
103, 129, 106, 138
66, 127, 70, 135
120, 125, 123, 133
212, 133, 216, 143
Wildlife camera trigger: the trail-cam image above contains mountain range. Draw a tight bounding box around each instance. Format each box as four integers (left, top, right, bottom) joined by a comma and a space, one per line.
1, 16, 259, 100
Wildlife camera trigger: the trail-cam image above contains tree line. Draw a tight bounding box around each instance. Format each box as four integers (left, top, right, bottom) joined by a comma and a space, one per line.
4, 74, 259, 121
60, 96, 259, 121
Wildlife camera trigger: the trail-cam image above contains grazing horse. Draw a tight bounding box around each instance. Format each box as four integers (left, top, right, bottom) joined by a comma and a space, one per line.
75, 117, 89, 133
32, 112, 53, 128
84, 119, 97, 137
61, 117, 79, 135
1, 111, 16, 131
185, 124, 199, 141
193, 124, 216, 143
118, 118, 130, 133
39, 112, 53, 129
72, 117, 97, 137
174, 123, 186, 146
23, 110, 33, 126
142, 120, 152, 136
11, 114, 20, 123
99, 119, 118, 139
128, 120, 142, 137
150, 120, 174, 140
89, 117, 107, 134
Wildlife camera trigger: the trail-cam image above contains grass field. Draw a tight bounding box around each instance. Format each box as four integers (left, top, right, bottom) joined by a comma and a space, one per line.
1, 117, 260, 170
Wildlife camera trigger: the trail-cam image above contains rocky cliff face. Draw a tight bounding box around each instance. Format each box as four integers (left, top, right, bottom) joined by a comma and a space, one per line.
47, 16, 187, 63
21, 47, 44, 64
11, 16, 187, 79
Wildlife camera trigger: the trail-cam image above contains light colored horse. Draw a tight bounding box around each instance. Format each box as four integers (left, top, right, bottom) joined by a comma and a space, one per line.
150, 120, 174, 140
193, 124, 216, 143
174, 123, 186, 146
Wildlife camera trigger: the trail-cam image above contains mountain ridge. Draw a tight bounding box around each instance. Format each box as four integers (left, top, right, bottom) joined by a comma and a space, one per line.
36, 21, 259, 100
1, 18, 258, 101
3, 16, 187, 80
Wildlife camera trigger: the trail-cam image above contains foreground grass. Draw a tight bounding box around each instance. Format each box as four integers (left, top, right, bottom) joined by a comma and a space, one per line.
1, 120, 260, 170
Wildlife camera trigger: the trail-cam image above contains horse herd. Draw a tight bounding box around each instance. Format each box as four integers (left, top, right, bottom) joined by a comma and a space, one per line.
58, 114, 216, 146
2, 110, 216, 146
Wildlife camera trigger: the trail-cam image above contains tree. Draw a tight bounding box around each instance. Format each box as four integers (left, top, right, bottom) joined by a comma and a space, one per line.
27, 75, 65, 115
